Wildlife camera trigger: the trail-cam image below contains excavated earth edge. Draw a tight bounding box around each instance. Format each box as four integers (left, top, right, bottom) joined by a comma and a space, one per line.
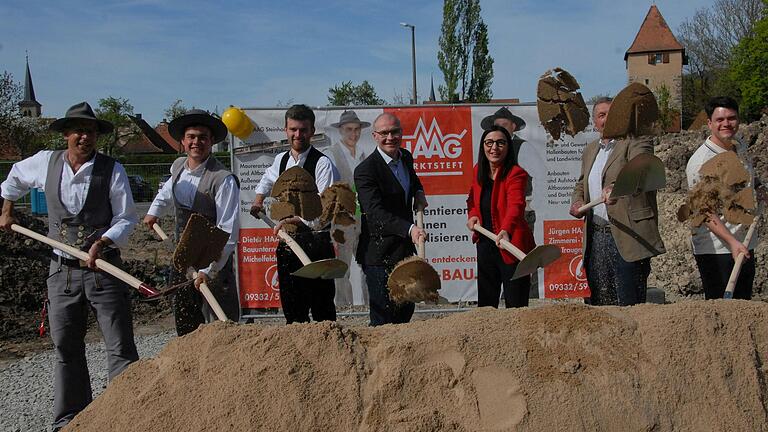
66, 301, 768, 432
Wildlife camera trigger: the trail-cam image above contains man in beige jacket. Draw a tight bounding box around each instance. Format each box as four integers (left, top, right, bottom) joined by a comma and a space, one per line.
570, 97, 665, 305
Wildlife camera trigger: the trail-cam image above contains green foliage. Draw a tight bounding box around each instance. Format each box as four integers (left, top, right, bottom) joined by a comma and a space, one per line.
655, 83, 680, 131
0, 71, 57, 157
115, 151, 231, 167
728, 7, 768, 121
327, 81, 385, 106
164, 99, 188, 121
437, 0, 494, 103
678, 0, 766, 126
95, 96, 138, 156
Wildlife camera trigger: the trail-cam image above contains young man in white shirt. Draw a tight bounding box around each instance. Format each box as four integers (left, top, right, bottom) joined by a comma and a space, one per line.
143, 109, 241, 335
685, 96, 757, 299
250, 104, 340, 323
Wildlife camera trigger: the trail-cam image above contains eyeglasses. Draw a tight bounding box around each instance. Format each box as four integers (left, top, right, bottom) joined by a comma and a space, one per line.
483, 139, 508, 148
373, 128, 403, 137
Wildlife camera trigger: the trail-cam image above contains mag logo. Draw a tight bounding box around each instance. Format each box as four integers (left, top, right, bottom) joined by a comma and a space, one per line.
387, 107, 474, 195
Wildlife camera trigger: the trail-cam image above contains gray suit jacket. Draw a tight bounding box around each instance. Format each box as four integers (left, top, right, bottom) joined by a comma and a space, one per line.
571, 137, 666, 262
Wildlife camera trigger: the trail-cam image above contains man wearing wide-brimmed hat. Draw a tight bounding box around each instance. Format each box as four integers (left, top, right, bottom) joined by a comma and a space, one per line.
324, 110, 371, 306
0, 101, 139, 431
144, 109, 241, 335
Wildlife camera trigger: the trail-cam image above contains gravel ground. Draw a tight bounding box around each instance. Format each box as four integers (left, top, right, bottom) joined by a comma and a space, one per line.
0, 331, 175, 432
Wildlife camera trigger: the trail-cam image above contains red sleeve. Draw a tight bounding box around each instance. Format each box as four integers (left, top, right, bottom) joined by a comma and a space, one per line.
500, 166, 528, 234
467, 165, 481, 220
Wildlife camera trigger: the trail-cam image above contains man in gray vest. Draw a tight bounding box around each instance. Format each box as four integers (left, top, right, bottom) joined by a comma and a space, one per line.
323, 110, 370, 306
250, 104, 340, 324
144, 109, 240, 335
0, 101, 139, 431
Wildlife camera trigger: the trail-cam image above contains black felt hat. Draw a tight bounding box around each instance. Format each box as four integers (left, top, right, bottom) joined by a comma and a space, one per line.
49, 102, 114, 134
168, 109, 228, 143
480, 107, 526, 131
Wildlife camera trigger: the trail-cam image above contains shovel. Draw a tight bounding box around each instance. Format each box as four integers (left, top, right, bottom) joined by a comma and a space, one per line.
151, 223, 169, 241
471, 223, 561, 280
724, 215, 759, 299
256, 211, 347, 279
577, 153, 666, 213
11, 224, 163, 298
170, 214, 233, 322
387, 208, 441, 304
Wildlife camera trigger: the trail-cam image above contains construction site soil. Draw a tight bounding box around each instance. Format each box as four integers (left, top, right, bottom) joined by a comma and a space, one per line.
65, 302, 768, 431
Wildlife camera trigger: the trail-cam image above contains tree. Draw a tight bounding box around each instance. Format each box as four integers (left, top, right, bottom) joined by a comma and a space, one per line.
95, 96, 138, 156
0, 71, 57, 158
437, 0, 494, 103
678, 0, 765, 125
327, 81, 385, 106
164, 99, 188, 121
655, 83, 680, 131
729, 3, 768, 121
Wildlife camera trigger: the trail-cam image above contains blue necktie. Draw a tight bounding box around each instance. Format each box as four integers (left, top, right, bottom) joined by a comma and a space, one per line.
389, 159, 410, 199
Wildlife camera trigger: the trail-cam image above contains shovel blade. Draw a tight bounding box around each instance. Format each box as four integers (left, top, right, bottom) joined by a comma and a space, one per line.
512, 245, 562, 280
292, 258, 348, 279
610, 153, 666, 198
387, 257, 441, 304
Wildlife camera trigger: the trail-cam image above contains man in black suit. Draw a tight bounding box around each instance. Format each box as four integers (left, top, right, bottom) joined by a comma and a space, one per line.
354, 112, 428, 326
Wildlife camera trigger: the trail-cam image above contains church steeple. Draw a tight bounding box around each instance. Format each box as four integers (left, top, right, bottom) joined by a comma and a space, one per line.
19, 53, 42, 117
429, 75, 436, 102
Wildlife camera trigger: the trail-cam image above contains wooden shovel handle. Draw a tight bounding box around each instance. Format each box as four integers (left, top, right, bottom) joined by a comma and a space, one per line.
255, 211, 313, 266
471, 223, 526, 260
193, 272, 229, 322
577, 197, 605, 213
416, 208, 425, 259
11, 224, 148, 293
152, 224, 169, 241
276, 230, 313, 266
725, 215, 760, 298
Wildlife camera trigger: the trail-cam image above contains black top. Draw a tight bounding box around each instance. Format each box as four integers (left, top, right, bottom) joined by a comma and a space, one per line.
279, 146, 326, 179
480, 179, 494, 244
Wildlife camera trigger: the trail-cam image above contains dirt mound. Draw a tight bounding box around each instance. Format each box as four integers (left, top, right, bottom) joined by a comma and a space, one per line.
0, 211, 50, 340
0, 210, 173, 345
66, 301, 768, 432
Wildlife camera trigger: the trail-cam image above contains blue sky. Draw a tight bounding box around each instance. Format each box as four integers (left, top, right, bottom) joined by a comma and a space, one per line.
1, 0, 714, 124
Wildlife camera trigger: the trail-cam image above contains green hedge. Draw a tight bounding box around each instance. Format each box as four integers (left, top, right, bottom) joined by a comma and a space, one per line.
115, 151, 232, 165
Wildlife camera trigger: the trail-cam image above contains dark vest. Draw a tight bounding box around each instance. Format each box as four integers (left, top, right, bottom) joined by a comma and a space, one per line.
45, 150, 115, 251
279, 146, 326, 179
170, 156, 234, 237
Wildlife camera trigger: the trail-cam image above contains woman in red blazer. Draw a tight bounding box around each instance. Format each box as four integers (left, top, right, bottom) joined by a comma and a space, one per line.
466, 125, 535, 308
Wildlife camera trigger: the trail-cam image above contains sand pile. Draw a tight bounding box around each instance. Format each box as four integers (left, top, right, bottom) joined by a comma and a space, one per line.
66, 301, 768, 431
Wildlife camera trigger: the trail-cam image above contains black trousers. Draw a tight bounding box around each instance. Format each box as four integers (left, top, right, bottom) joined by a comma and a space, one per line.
694, 252, 755, 300
172, 256, 240, 336
362, 264, 415, 326
476, 240, 530, 308
276, 230, 337, 324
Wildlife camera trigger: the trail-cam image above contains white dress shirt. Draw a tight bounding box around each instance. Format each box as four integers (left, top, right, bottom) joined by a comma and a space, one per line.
148, 157, 240, 275
587, 139, 615, 223
1, 150, 138, 256
685, 137, 758, 254
254, 146, 339, 196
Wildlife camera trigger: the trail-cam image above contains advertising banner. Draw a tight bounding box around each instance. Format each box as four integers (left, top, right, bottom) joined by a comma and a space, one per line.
232, 104, 599, 309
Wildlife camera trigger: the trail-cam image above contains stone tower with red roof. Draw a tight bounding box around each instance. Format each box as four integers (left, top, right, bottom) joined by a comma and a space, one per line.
625, 5, 686, 127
